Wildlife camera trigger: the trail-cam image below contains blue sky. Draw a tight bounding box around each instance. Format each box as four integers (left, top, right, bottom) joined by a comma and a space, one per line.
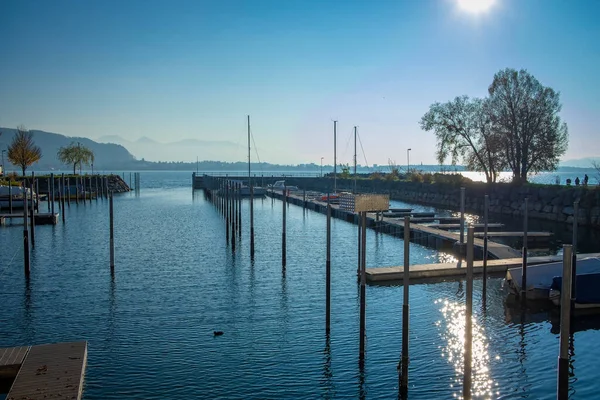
1, 0, 599, 165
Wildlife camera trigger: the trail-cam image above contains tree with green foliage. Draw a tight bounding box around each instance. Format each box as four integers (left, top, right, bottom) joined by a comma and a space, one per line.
7, 125, 42, 176
488, 68, 568, 184
57, 142, 95, 174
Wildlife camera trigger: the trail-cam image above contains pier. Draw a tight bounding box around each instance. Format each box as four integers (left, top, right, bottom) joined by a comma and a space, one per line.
366, 253, 600, 283
1, 341, 87, 400
266, 189, 522, 260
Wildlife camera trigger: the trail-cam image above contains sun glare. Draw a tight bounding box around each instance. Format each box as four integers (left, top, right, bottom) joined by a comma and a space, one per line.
457, 0, 495, 14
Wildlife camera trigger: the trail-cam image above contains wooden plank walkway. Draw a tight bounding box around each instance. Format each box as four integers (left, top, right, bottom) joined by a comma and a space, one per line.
366, 252, 600, 283
6, 341, 87, 400
473, 231, 553, 238
427, 223, 504, 229
379, 216, 521, 260
0, 346, 30, 380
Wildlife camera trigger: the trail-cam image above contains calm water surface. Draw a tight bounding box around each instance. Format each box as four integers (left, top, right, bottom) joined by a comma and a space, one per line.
1, 171, 599, 399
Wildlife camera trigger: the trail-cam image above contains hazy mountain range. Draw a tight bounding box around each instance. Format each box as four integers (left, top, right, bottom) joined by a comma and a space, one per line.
96, 135, 243, 162
0, 127, 136, 170
0, 127, 598, 172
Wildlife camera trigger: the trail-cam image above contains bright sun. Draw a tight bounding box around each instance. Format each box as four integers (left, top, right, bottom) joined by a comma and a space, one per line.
457, 0, 495, 13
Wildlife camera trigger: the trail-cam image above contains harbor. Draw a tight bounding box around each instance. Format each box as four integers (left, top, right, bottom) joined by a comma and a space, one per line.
1, 171, 600, 399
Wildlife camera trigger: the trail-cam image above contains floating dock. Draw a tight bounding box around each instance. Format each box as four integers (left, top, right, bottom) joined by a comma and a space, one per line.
1, 341, 87, 400
366, 253, 600, 284
267, 190, 522, 260
0, 212, 59, 225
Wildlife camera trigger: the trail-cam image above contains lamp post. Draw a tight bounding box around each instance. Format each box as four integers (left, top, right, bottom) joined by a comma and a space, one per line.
407, 148, 412, 174
321, 157, 324, 177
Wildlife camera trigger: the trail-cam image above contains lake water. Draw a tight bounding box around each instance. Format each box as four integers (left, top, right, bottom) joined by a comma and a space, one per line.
1, 171, 599, 399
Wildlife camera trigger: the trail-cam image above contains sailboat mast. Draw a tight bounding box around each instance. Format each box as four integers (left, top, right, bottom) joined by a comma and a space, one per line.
354, 126, 357, 194
248, 115, 251, 183
333, 120, 337, 194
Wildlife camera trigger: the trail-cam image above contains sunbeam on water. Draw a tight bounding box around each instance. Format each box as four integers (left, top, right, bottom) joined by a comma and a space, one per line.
436, 299, 500, 399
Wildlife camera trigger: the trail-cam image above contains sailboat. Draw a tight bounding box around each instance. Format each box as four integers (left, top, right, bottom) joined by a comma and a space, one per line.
237, 115, 266, 197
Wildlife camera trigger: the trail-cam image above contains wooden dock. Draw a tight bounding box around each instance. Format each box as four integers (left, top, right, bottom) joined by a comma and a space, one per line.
267, 190, 522, 260
473, 231, 553, 238
427, 223, 504, 230
0, 346, 30, 380
0, 213, 58, 225
2, 341, 87, 400
366, 253, 600, 283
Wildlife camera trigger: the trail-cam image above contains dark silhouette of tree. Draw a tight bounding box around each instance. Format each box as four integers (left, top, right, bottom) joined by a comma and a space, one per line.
57, 142, 95, 174
7, 125, 42, 176
488, 68, 568, 183
420, 96, 505, 183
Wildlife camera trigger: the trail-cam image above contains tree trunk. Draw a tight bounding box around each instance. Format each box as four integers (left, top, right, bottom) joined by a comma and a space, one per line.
73, 163, 76, 175
21, 166, 26, 176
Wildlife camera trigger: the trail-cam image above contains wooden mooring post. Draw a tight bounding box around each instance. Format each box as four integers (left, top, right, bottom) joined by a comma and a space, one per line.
557, 244, 572, 400
61, 174, 66, 223
399, 216, 410, 396
250, 184, 255, 259
8, 183, 13, 213
463, 225, 475, 400
460, 187, 465, 247
521, 198, 528, 303
325, 193, 331, 334
225, 181, 230, 243
109, 191, 115, 274
282, 184, 287, 268
231, 182, 236, 251
29, 179, 35, 247
571, 200, 578, 315
22, 181, 30, 277
237, 182, 242, 237
358, 211, 367, 365
482, 194, 489, 301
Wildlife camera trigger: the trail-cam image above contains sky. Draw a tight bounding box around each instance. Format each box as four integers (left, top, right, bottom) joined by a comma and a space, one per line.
1, 0, 599, 165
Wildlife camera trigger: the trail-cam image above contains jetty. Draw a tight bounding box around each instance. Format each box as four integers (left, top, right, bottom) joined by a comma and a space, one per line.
0, 212, 59, 226
0, 341, 87, 399
366, 253, 600, 283
266, 190, 522, 260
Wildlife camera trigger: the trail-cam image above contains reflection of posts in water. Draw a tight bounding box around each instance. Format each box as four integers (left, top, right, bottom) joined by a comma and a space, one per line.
521, 198, 529, 305
321, 334, 333, 399
326, 194, 331, 334
399, 216, 410, 396
463, 226, 474, 400
557, 245, 573, 400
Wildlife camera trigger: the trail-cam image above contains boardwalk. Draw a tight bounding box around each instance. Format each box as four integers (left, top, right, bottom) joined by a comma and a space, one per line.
366, 253, 600, 283
5, 341, 87, 400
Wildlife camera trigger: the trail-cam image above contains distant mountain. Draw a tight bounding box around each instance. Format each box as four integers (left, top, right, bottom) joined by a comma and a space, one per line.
560, 157, 600, 168
0, 127, 137, 171
96, 134, 242, 162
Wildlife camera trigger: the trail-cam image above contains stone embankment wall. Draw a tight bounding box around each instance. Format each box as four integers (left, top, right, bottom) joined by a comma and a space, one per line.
256, 177, 600, 228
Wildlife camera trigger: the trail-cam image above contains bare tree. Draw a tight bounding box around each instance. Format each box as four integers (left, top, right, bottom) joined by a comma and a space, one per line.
592, 160, 600, 185
7, 125, 42, 176
420, 95, 505, 183
488, 68, 568, 184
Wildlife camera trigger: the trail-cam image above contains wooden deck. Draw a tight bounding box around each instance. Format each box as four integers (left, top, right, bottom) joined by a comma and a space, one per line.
5, 341, 87, 400
0, 346, 30, 380
426, 223, 504, 230
473, 231, 553, 238
366, 253, 600, 284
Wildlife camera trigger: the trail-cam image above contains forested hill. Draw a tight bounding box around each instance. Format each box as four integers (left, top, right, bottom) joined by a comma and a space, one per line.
0, 127, 137, 170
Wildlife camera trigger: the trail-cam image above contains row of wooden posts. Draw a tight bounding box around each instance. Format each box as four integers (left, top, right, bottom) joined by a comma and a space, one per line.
16, 172, 132, 278
201, 181, 578, 399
